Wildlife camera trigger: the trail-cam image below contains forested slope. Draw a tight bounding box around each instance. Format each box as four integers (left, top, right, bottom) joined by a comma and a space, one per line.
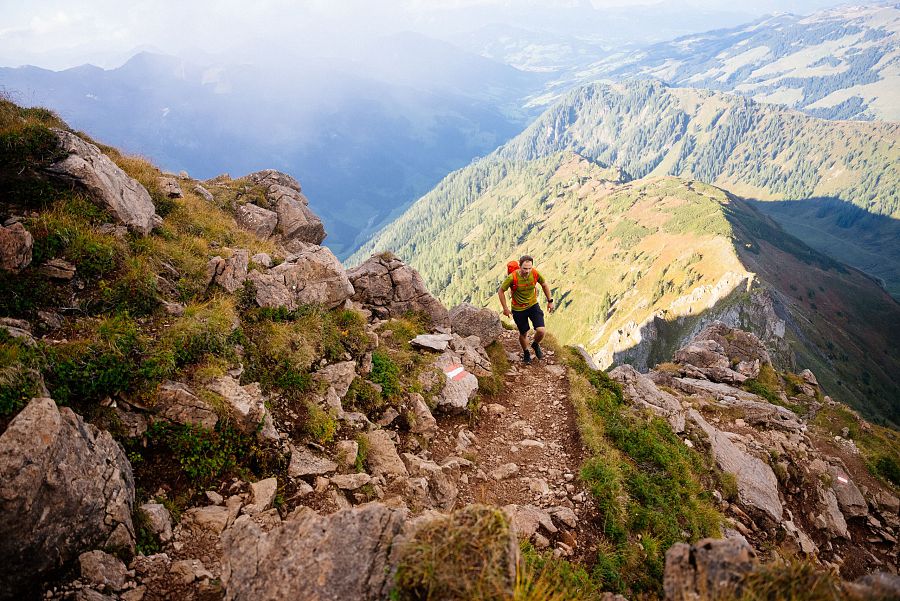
352, 152, 900, 425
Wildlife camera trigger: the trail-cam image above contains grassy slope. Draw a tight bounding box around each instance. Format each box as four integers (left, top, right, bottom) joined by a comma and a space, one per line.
494, 81, 900, 297
353, 152, 900, 425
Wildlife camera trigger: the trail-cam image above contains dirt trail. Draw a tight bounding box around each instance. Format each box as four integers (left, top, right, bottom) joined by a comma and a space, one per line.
429, 329, 600, 559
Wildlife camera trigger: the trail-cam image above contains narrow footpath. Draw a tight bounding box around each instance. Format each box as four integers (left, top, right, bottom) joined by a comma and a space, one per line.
429, 329, 601, 560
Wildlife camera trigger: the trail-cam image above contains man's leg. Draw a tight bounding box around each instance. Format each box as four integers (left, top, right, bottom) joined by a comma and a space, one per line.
519, 332, 529, 352
533, 326, 545, 344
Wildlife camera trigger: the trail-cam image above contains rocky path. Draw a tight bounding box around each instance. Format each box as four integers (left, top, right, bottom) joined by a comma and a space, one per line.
429, 329, 599, 559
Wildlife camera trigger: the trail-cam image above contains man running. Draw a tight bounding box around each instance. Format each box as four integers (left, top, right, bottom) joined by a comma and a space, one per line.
498, 255, 554, 364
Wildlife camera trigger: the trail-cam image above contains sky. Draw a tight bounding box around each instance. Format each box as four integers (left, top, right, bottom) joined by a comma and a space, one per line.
0, 0, 852, 70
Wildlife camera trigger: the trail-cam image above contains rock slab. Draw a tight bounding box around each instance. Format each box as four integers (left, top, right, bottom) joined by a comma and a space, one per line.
0, 398, 135, 598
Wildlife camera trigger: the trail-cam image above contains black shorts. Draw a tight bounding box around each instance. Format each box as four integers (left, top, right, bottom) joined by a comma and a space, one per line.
512, 304, 545, 334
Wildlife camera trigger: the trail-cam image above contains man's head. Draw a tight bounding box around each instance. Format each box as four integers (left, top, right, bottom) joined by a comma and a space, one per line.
518, 255, 533, 275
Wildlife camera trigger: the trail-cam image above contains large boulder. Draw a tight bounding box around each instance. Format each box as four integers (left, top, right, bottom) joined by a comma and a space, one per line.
449, 303, 503, 346
363, 430, 409, 478
688, 322, 771, 371
246, 270, 295, 310
45, 130, 161, 235
0, 222, 33, 271
222, 503, 407, 601
235, 203, 278, 239
270, 244, 354, 309
0, 398, 135, 598
664, 537, 757, 601
348, 254, 450, 327
688, 410, 783, 524
246, 169, 326, 245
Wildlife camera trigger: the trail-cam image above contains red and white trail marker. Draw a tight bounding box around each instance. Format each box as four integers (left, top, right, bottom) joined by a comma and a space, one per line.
444, 364, 470, 381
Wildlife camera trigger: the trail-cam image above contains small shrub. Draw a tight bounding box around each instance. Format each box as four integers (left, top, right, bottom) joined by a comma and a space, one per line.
101, 256, 159, 316
355, 433, 369, 472
160, 296, 237, 368
303, 402, 337, 444
515, 543, 605, 601
147, 420, 248, 487
0, 332, 46, 416
371, 350, 401, 400
345, 376, 384, 415
873, 456, 900, 487
133, 506, 162, 556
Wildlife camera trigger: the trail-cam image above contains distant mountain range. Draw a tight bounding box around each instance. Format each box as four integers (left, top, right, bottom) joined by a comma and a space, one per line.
1, 2, 897, 263
0, 38, 546, 258
530, 3, 900, 121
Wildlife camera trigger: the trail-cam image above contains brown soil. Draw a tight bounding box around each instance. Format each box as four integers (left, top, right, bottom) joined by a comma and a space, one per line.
427, 329, 602, 562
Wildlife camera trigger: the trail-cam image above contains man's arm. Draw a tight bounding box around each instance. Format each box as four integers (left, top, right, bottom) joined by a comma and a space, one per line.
498, 286, 511, 317
541, 281, 554, 313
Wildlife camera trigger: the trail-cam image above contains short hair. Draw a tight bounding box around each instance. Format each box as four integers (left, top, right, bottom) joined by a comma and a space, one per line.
519, 255, 534, 265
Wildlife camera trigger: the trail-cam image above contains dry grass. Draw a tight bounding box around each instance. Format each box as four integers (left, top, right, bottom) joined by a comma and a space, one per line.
392, 505, 518, 601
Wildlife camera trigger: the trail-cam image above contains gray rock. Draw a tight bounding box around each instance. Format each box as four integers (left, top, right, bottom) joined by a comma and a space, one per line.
410, 333, 452, 352
827, 465, 868, 518
490, 463, 519, 481
271, 245, 354, 309
402, 453, 458, 510
0, 398, 134, 597
288, 445, 338, 477
410, 394, 437, 436
246, 270, 295, 310
664, 537, 757, 601
348, 254, 450, 327
246, 170, 326, 245
38, 310, 64, 330
449, 303, 504, 346
79, 550, 128, 591
162, 301, 185, 316
251, 252, 273, 268
236, 203, 278, 239
193, 184, 215, 202
249, 478, 279, 513
206, 376, 277, 440
40, 257, 76, 280
503, 504, 557, 540
45, 130, 160, 235
331, 473, 372, 490
844, 573, 900, 601
364, 430, 408, 478
611, 364, 685, 432
688, 410, 783, 523
155, 381, 218, 429
449, 334, 493, 377
815, 485, 850, 539
209, 249, 249, 293
313, 361, 357, 400
222, 503, 407, 601
688, 322, 771, 368
0, 222, 32, 271
180, 505, 233, 535
140, 503, 173, 543
158, 176, 183, 198
433, 352, 479, 414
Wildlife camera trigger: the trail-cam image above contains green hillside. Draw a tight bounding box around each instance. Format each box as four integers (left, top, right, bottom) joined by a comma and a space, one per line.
352, 152, 900, 426
498, 81, 900, 297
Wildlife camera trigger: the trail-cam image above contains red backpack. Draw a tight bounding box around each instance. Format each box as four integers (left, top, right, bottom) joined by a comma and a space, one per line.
508, 262, 539, 292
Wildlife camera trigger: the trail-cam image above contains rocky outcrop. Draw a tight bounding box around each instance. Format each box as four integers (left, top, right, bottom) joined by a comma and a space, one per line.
664, 537, 757, 601
689, 409, 783, 524
206, 376, 277, 440
158, 176, 183, 199
348, 254, 450, 327
222, 503, 407, 600
610, 364, 685, 432
246, 169, 326, 245
0, 222, 33, 271
45, 130, 161, 235
449, 302, 504, 346
155, 381, 218, 429
235, 203, 278, 239
208, 250, 250, 294
0, 398, 134, 598
271, 244, 354, 309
